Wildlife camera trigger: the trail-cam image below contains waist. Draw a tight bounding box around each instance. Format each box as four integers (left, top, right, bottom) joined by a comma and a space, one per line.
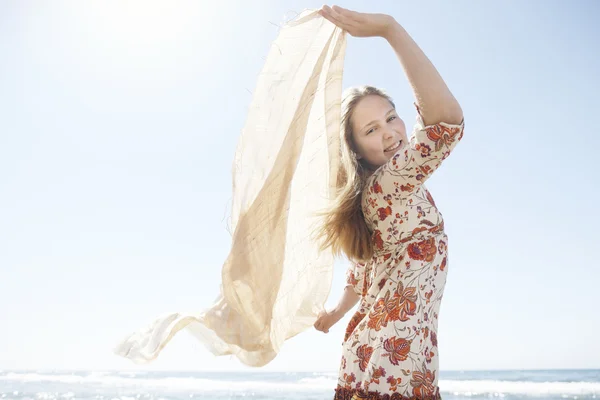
372, 220, 446, 257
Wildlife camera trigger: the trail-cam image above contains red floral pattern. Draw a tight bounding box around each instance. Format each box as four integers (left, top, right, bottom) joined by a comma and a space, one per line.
338, 114, 464, 399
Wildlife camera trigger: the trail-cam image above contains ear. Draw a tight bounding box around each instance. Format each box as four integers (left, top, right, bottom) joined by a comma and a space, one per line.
352, 151, 363, 161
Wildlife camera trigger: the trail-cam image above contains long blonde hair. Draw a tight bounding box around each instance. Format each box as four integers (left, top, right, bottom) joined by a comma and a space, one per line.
318, 85, 396, 262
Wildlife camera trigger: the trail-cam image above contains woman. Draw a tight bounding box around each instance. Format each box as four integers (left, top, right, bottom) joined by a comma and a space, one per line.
314, 5, 464, 399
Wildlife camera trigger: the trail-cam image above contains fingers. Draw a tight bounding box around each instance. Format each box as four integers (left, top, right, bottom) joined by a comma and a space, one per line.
331, 5, 361, 21
313, 316, 330, 333
319, 5, 358, 31
328, 5, 363, 25
319, 6, 345, 29
315, 325, 329, 334
314, 316, 323, 331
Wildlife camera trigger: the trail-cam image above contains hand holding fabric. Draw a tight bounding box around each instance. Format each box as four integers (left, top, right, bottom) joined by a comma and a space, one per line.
314, 309, 344, 334
319, 5, 397, 39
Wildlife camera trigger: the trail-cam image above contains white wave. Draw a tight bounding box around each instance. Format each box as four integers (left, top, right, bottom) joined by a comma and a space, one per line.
2, 373, 598, 396
298, 376, 337, 386
312, 372, 338, 378
34, 393, 57, 400
116, 371, 149, 377
439, 379, 599, 397
0, 372, 333, 393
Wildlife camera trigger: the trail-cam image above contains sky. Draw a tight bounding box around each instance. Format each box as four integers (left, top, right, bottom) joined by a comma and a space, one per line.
1, 0, 599, 373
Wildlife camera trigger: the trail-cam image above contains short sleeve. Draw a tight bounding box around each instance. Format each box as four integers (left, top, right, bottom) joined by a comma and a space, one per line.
372, 107, 465, 198
345, 261, 367, 296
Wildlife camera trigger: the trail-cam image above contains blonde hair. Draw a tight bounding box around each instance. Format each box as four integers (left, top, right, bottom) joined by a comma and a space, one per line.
318, 85, 396, 262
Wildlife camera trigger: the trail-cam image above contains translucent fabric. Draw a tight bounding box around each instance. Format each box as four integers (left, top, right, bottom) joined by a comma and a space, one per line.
114, 9, 347, 367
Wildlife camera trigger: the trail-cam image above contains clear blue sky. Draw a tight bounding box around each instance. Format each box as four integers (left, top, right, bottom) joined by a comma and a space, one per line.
1, 0, 599, 372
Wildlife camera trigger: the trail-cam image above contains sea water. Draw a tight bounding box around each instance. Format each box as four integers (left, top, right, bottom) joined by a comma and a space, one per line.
1, 369, 598, 400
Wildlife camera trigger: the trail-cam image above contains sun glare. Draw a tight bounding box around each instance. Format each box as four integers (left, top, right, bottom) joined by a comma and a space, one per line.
54, 1, 226, 89
77, 0, 199, 47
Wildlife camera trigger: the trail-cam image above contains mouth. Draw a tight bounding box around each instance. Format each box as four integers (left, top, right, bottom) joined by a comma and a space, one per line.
384, 140, 402, 153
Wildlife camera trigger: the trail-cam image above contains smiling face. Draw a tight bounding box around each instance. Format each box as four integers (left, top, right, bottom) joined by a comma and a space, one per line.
350, 95, 408, 168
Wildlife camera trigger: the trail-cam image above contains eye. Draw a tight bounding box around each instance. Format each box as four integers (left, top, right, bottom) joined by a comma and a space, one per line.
366, 127, 376, 135
387, 116, 397, 122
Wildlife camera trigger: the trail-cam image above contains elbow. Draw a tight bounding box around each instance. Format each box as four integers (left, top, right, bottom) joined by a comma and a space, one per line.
418, 98, 463, 126
442, 101, 463, 125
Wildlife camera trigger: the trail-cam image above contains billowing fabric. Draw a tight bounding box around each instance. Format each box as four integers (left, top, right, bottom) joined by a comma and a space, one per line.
335, 111, 465, 399
114, 10, 347, 367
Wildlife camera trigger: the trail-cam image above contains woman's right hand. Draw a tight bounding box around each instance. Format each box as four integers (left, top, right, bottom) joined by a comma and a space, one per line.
314, 308, 344, 334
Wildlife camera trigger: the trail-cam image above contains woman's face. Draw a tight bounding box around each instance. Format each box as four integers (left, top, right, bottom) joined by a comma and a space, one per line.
350, 95, 408, 168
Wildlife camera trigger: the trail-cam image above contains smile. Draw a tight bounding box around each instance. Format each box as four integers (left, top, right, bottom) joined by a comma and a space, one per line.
384, 141, 402, 153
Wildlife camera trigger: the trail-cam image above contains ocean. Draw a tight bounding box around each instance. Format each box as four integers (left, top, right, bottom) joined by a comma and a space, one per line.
0, 369, 597, 400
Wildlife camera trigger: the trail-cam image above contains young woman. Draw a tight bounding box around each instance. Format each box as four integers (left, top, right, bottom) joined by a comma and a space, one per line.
314, 5, 464, 399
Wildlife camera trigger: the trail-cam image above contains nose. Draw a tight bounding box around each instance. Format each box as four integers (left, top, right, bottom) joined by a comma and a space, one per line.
382, 128, 394, 140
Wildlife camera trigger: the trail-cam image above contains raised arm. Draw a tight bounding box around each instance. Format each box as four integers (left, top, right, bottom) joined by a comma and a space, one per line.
319, 5, 463, 126
320, 5, 465, 197
383, 21, 463, 126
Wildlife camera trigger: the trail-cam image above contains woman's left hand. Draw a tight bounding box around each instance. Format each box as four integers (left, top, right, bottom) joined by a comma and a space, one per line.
318, 5, 397, 39
314, 308, 343, 334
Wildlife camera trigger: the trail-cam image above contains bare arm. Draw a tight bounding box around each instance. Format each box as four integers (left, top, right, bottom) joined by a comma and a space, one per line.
334, 285, 360, 315
314, 285, 360, 333
383, 21, 463, 126
319, 5, 463, 126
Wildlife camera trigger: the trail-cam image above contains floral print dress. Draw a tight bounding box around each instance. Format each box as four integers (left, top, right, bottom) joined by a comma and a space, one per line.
334, 109, 465, 400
